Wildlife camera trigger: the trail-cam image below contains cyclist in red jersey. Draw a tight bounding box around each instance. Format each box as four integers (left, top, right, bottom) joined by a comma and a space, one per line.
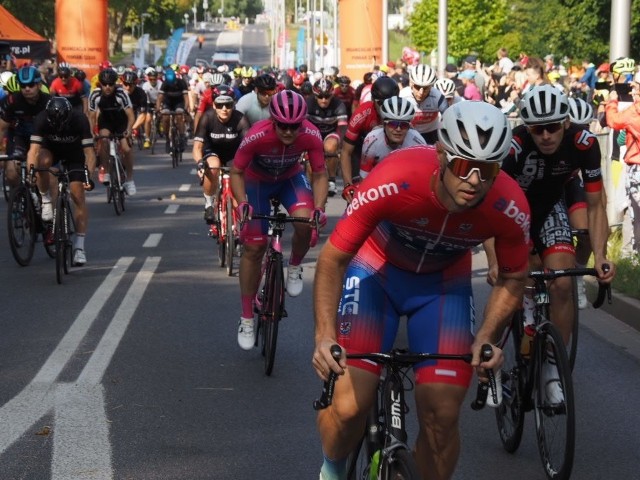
231, 90, 328, 350
332, 76, 356, 118
313, 101, 530, 480
49, 64, 88, 115
340, 76, 399, 201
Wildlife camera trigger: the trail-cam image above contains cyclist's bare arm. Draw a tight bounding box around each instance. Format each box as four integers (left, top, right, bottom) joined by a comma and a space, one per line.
472, 269, 526, 371
585, 189, 616, 282
26, 142, 41, 171
83, 145, 97, 176
482, 238, 498, 285
230, 165, 247, 203
340, 141, 355, 185
313, 240, 354, 380
310, 169, 329, 210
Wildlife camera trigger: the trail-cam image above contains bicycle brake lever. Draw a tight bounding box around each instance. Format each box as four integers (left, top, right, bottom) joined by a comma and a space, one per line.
313, 345, 342, 410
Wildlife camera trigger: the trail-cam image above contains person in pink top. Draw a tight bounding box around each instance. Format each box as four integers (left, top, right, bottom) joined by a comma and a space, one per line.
312, 101, 530, 480
231, 90, 328, 350
459, 70, 483, 101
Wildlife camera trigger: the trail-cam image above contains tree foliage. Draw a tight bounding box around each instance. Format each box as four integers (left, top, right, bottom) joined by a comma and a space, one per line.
407, 0, 622, 65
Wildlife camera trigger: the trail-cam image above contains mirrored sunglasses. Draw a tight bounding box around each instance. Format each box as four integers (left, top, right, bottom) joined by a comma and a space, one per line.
446, 154, 500, 182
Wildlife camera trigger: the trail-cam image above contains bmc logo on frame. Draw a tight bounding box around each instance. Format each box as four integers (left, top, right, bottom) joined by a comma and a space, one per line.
346, 182, 400, 216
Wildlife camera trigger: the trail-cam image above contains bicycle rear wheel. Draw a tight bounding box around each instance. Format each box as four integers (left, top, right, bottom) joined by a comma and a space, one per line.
379, 448, 421, 480
54, 194, 67, 284
260, 253, 284, 376
216, 199, 226, 268
110, 158, 125, 215
495, 311, 526, 453
225, 197, 234, 276
534, 322, 575, 480
7, 186, 36, 266
171, 129, 179, 168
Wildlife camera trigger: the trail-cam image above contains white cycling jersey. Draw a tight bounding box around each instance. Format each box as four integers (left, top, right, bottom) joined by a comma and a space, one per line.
399, 86, 448, 134
359, 125, 427, 178
142, 80, 163, 104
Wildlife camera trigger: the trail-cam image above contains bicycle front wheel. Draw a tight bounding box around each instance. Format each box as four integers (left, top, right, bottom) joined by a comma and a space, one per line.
225, 197, 234, 277
534, 322, 575, 480
54, 194, 67, 284
260, 253, 284, 376
7, 186, 36, 266
567, 276, 579, 372
379, 448, 421, 480
495, 311, 526, 453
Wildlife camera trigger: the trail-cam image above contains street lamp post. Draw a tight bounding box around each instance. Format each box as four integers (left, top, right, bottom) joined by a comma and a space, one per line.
192, 4, 197, 29
184, 13, 189, 33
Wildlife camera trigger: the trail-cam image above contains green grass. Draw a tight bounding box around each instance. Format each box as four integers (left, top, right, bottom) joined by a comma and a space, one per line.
604, 229, 640, 300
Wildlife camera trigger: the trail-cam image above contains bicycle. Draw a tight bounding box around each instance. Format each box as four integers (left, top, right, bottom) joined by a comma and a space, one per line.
97, 134, 126, 215
132, 127, 144, 151
241, 197, 320, 376
494, 266, 611, 480
203, 165, 240, 276
2, 154, 55, 266
149, 110, 159, 155
314, 344, 499, 479
162, 112, 184, 168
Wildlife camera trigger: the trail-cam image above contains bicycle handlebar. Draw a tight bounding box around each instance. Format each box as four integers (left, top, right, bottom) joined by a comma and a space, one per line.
313, 344, 498, 411
0, 154, 25, 162
529, 264, 612, 309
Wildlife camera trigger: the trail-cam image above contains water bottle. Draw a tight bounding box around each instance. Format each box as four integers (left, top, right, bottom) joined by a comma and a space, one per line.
368, 449, 381, 480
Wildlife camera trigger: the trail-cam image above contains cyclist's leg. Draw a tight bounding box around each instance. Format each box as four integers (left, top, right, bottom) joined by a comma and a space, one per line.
317, 258, 392, 478
202, 153, 221, 223
36, 147, 57, 218
237, 179, 273, 318
67, 157, 88, 258
402, 263, 474, 480
536, 202, 576, 344
281, 173, 314, 262
324, 134, 340, 194
118, 129, 134, 181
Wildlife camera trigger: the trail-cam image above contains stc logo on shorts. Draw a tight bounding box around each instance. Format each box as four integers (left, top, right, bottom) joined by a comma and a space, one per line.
493, 197, 531, 242
346, 182, 400, 216
574, 130, 596, 151
340, 276, 360, 317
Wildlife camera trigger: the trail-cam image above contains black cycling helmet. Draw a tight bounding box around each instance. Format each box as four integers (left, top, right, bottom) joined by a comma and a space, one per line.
371, 76, 400, 101
300, 81, 313, 96
46, 97, 73, 131
98, 68, 118, 85
17, 66, 42, 85
337, 75, 351, 86
312, 78, 334, 96
254, 73, 277, 91
122, 70, 138, 85
58, 66, 71, 78
74, 69, 87, 82
212, 84, 236, 104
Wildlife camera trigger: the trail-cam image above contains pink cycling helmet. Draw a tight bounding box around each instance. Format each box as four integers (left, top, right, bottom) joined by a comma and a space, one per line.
269, 90, 307, 124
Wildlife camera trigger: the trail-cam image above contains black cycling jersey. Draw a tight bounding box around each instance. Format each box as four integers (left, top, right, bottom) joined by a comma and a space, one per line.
502, 123, 602, 238
159, 79, 189, 100
126, 86, 148, 114
88, 86, 132, 124
30, 109, 93, 181
0, 91, 51, 132
193, 109, 250, 165
306, 96, 348, 138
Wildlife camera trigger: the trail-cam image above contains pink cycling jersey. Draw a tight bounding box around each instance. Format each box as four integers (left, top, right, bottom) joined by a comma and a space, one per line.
233, 118, 325, 181
330, 145, 531, 275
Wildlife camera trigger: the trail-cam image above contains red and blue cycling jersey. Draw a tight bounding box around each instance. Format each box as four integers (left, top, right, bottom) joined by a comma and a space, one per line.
331, 145, 531, 275
232, 118, 325, 181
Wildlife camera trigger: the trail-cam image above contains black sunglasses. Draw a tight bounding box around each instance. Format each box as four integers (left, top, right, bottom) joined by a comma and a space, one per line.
315, 94, 332, 100
527, 122, 564, 135
20, 82, 38, 89
276, 121, 302, 132
101, 82, 116, 87
214, 102, 233, 110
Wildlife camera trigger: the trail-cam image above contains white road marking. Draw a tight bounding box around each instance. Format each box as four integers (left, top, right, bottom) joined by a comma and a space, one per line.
164, 204, 179, 214
178, 183, 191, 192
143, 233, 162, 248
0, 256, 159, 480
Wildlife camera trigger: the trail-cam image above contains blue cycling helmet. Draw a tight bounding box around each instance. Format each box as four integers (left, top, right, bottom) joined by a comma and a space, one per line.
164, 68, 176, 85
17, 66, 42, 85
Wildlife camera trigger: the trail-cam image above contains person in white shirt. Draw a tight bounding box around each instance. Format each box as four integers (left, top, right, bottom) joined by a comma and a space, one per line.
359, 96, 426, 178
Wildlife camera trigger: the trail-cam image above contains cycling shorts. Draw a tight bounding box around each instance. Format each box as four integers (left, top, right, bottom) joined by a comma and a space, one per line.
337, 255, 475, 387
47, 146, 86, 183
161, 102, 185, 113
533, 200, 575, 258
242, 172, 314, 245
97, 115, 127, 135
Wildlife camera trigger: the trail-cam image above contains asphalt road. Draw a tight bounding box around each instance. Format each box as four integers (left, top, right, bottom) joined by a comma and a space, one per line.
1, 138, 639, 479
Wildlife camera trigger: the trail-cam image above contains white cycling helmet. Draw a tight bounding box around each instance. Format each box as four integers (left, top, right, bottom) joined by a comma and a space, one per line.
438, 101, 512, 164
519, 85, 569, 125
210, 73, 225, 86
380, 96, 416, 122
409, 64, 437, 87
568, 97, 593, 125
0, 71, 14, 88
434, 78, 456, 98
202, 72, 214, 84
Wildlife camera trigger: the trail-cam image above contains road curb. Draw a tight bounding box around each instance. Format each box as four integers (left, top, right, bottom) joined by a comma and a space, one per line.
586, 279, 640, 333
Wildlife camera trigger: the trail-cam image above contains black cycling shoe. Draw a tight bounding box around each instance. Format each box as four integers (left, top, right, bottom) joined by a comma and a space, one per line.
204, 206, 215, 224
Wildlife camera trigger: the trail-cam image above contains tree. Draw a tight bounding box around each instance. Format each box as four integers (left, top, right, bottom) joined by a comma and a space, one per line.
1, 1, 55, 40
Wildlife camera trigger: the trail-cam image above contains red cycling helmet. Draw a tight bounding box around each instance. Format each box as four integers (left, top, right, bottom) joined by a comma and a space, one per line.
269, 90, 307, 124
99, 60, 113, 71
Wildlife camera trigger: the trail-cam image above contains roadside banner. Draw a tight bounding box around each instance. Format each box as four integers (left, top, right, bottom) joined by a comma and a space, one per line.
55, 0, 108, 80
176, 35, 197, 65
296, 28, 305, 68
164, 28, 184, 66
153, 45, 163, 65
338, 0, 382, 82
